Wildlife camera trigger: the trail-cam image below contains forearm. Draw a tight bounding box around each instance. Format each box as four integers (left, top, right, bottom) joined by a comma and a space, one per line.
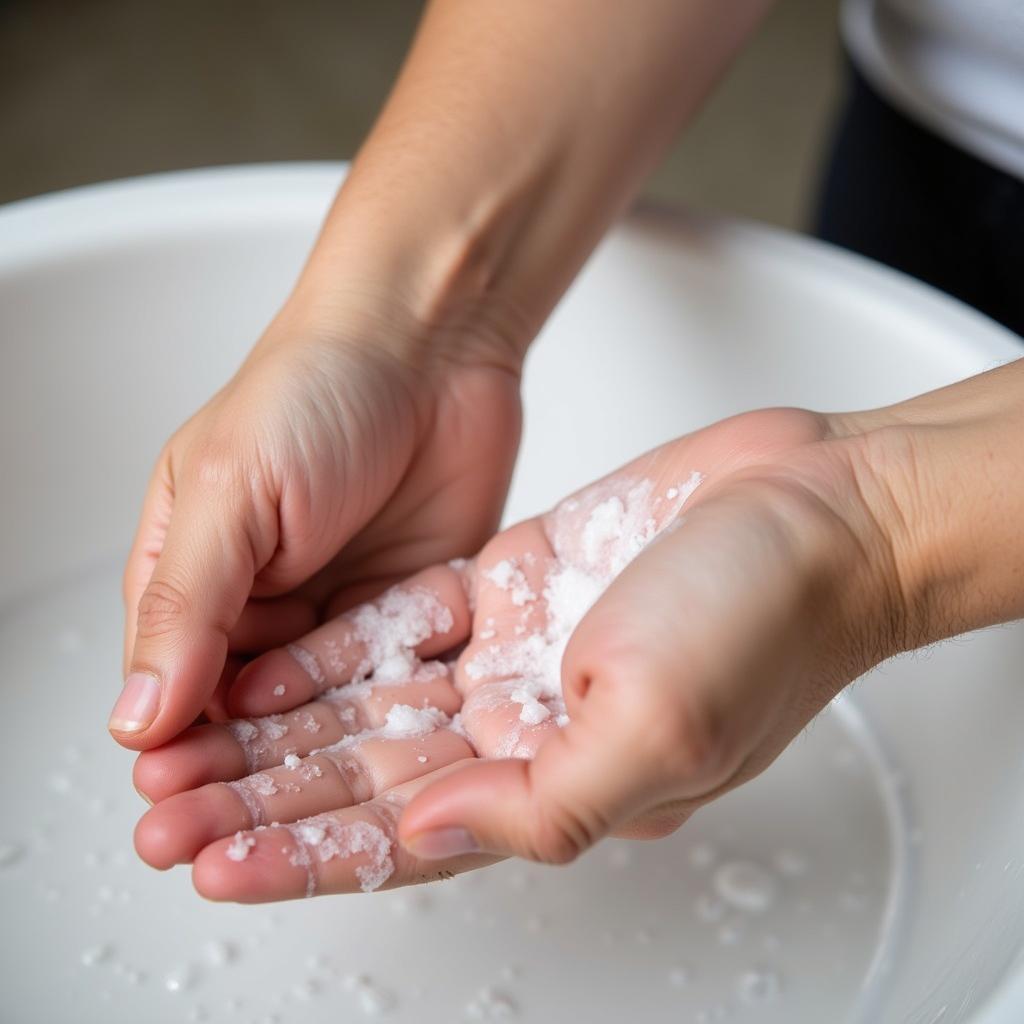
845, 358, 1024, 647
293, 0, 772, 360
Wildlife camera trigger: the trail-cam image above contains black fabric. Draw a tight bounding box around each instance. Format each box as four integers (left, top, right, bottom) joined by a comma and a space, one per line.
814, 64, 1024, 339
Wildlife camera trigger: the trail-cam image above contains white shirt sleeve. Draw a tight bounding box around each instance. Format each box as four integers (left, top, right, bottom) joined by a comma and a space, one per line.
843, 0, 1024, 180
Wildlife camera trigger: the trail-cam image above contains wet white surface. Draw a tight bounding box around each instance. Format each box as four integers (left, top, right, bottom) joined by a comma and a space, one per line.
1, 564, 906, 1023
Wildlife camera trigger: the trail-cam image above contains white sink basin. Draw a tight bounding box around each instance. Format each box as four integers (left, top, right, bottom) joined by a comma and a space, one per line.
1, 164, 1022, 1023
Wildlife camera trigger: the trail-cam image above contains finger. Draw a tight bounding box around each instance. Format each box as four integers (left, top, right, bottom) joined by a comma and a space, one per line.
227, 564, 470, 718
191, 763, 499, 902
134, 670, 463, 802
135, 715, 473, 869
398, 696, 668, 865
112, 466, 271, 750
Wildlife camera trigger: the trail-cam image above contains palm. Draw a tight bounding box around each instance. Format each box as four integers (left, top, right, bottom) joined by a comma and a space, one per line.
133, 407, 857, 900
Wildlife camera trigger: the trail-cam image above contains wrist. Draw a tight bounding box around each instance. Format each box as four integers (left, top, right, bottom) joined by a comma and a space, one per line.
285, 178, 540, 376
833, 359, 1024, 650
258, 210, 531, 379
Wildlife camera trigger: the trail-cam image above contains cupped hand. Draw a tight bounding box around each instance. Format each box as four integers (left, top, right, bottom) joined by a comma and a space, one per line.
111, 301, 522, 749
132, 405, 907, 901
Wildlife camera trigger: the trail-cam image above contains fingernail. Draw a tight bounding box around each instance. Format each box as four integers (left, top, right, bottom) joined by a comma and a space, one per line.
108, 672, 160, 733
404, 827, 479, 860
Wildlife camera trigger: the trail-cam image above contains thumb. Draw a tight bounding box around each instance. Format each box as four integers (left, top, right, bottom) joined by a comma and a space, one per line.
398, 704, 665, 865
111, 477, 265, 749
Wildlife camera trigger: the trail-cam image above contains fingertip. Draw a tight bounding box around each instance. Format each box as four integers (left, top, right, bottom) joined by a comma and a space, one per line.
192, 843, 243, 902
134, 785, 246, 869
108, 672, 162, 749
133, 807, 179, 870
193, 831, 306, 903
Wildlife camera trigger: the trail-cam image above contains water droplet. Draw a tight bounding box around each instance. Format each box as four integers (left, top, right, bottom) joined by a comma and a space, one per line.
63, 744, 85, 765
305, 953, 328, 972
695, 894, 726, 923
668, 966, 690, 988
49, 773, 72, 796
634, 928, 652, 945
342, 974, 396, 1015
507, 871, 528, 891
80, 944, 113, 967
736, 967, 781, 1004
292, 978, 321, 1001
187, 1004, 208, 1022
0, 842, 23, 868
202, 940, 235, 967
164, 965, 197, 994
607, 844, 632, 869
688, 842, 717, 869
713, 861, 776, 913
464, 985, 517, 1019
773, 849, 807, 877
717, 923, 742, 946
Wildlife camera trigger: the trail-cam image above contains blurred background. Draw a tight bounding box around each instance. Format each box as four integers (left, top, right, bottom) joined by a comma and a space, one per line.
1, 0, 842, 229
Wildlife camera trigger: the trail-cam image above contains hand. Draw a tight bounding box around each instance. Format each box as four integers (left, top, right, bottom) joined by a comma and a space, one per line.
110, 298, 523, 750
131, 405, 910, 900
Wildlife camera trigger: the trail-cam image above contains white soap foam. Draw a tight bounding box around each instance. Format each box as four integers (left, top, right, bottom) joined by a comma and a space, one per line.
225, 832, 256, 862
286, 817, 394, 895
713, 861, 777, 914
348, 586, 454, 685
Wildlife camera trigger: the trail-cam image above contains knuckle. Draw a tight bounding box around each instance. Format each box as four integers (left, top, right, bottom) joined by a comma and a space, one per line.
525, 795, 606, 866
135, 578, 190, 642
527, 813, 588, 866
652, 695, 725, 781
189, 445, 240, 492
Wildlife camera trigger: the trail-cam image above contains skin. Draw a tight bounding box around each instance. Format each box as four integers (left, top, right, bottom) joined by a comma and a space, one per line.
113, 0, 772, 747
113, 1, 1024, 898
133, 366, 1024, 899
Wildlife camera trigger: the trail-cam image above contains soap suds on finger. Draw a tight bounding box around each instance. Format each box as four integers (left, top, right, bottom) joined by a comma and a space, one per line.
284, 815, 395, 896
225, 831, 256, 862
